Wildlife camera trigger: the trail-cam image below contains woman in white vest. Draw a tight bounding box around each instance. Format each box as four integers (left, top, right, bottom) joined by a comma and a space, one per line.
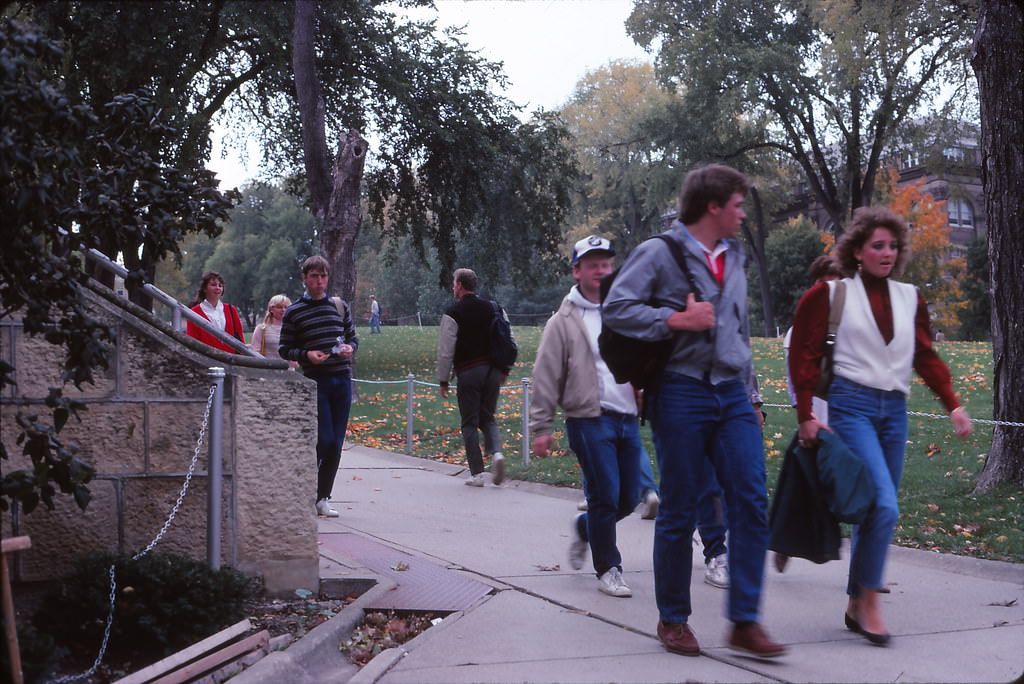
788, 206, 972, 646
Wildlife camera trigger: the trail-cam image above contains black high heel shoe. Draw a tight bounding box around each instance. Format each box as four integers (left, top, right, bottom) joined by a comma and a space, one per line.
845, 612, 891, 646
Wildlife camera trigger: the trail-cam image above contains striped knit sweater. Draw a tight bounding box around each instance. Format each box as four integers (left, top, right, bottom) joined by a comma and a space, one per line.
279, 295, 359, 376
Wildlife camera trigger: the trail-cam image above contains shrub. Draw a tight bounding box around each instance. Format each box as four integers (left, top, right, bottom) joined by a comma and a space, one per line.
33, 551, 254, 664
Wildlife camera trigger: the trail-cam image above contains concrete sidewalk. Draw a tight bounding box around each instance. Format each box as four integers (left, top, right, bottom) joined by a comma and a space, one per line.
318, 444, 1023, 683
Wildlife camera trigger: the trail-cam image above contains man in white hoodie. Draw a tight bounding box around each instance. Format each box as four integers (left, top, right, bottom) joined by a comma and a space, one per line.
529, 236, 645, 598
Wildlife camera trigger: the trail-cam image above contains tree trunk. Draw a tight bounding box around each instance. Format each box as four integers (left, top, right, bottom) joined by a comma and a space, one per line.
321, 130, 367, 302
970, 0, 1024, 491
743, 186, 775, 337
292, 0, 366, 303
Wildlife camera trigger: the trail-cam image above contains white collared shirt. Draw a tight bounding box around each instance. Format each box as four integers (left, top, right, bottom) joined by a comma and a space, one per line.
200, 299, 227, 331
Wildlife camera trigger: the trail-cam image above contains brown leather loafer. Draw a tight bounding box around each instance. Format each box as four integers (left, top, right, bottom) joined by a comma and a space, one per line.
657, 620, 700, 656
728, 623, 786, 658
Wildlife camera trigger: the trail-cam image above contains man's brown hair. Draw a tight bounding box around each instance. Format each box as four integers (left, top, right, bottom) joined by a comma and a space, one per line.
301, 255, 330, 275
678, 164, 751, 225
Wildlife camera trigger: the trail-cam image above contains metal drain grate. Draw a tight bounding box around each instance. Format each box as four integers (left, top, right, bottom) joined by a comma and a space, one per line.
319, 532, 493, 611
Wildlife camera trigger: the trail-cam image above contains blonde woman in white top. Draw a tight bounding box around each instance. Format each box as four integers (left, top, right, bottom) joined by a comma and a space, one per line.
251, 294, 297, 368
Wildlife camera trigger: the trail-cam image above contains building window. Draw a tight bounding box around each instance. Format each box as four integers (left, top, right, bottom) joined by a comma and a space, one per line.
943, 146, 966, 162
947, 198, 974, 227
901, 149, 922, 169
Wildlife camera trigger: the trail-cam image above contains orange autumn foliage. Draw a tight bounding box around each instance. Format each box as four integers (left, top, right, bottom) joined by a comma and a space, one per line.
879, 168, 967, 334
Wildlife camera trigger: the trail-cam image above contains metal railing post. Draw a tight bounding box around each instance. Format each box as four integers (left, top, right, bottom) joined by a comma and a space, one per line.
521, 377, 531, 467
206, 367, 225, 569
406, 373, 416, 455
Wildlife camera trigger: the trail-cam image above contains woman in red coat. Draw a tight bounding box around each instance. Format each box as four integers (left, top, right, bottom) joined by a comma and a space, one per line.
186, 271, 246, 353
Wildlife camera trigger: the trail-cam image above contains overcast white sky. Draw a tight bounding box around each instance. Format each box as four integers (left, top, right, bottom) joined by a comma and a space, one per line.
208, 0, 651, 187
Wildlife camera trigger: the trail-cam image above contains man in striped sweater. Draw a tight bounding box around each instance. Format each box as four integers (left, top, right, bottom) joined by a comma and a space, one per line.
279, 255, 359, 517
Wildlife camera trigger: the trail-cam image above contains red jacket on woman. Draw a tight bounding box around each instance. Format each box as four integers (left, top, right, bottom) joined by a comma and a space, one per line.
187, 303, 246, 354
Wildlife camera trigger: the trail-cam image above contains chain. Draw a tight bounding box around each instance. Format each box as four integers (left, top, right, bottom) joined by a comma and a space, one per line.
133, 383, 217, 560
49, 383, 217, 683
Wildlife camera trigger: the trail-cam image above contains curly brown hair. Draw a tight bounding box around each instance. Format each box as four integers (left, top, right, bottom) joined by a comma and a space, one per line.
834, 206, 911, 276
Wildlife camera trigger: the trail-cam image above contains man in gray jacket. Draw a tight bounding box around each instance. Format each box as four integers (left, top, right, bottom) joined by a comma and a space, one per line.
603, 164, 785, 658
530, 236, 645, 598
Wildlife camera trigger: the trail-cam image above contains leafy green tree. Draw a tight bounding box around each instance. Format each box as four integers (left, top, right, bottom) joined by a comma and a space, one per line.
559, 59, 679, 252
16, 1, 578, 303
627, 0, 976, 230
748, 218, 827, 334
1, 18, 235, 513
958, 239, 990, 341
204, 183, 316, 324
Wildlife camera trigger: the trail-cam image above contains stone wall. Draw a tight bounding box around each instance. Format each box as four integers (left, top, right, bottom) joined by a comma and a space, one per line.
1, 282, 319, 595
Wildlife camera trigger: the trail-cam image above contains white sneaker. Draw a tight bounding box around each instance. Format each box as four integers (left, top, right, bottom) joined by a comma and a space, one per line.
640, 490, 660, 520
598, 567, 632, 597
465, 472, 486, 487
704, 554, 729, 589
491, 452, 506, 485
577, 499, 588, 511
569, 513, 587, 570
315, 498, 339, 517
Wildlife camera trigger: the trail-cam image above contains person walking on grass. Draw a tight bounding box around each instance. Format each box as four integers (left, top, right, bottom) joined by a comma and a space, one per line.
603, 163, 784, 659
530, 236, 646, 598
279, 256, 359, 518
437, 268, 511, 487
368, 294, 382, 333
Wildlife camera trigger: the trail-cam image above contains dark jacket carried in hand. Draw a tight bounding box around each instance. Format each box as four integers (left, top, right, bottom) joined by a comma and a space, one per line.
768, 429, 875, 564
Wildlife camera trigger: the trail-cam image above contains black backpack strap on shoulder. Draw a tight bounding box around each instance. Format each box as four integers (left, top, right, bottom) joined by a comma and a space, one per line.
652, 234, 703, 303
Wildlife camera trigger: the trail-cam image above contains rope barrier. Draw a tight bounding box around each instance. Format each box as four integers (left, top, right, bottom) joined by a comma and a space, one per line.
759, 402, 1023, 427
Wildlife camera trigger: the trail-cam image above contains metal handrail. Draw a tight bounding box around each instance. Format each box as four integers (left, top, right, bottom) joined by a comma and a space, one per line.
85, 249, 260, 357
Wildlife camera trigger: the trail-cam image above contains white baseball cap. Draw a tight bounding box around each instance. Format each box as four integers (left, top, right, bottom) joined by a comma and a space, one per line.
570, 235, 615, 265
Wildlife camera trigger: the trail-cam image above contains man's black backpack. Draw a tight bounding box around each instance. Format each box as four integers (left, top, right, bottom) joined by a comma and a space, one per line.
489, 301, 518, 373
597, 234, 702, 392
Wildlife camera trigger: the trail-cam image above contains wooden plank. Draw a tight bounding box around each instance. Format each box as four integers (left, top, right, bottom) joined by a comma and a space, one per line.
113, 619, 251, 684
151, 630, 269, 684
1, 537, 31, 554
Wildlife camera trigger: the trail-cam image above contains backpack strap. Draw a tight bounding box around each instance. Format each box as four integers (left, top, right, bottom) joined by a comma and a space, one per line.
653, 234, 711, 345
815, 280, 847, 398
330, 296, 349, 322
653, 234, 704, 303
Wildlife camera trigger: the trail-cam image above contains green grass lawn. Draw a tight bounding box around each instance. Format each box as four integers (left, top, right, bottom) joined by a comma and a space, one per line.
349, 326, 1022, 563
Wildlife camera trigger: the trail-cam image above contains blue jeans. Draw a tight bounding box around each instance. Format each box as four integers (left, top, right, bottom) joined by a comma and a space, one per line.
369, 313, 381, 333
567, 412, 643, 576
650, 374, 767, 623
456, 365, 502, 475
828, 376, 908, 597
637, 449, 727, 564
697, 477, 727, 562
313, 371, 352, 501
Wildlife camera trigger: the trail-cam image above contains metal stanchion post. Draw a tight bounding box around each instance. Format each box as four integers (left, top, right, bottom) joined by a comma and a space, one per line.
406, 373, 416, 455
206, 367, 225, 569
521, 377, 531, 467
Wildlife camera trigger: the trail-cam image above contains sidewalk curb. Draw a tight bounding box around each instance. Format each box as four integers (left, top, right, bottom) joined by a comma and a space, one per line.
230, 573, 396, 684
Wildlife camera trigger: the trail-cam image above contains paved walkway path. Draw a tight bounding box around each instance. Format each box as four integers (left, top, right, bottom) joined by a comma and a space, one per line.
317, 444, 1024, 683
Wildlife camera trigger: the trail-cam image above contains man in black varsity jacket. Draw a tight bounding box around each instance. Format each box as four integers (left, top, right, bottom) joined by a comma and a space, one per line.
279, 255, 359, 517
436, 268, 510, 487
